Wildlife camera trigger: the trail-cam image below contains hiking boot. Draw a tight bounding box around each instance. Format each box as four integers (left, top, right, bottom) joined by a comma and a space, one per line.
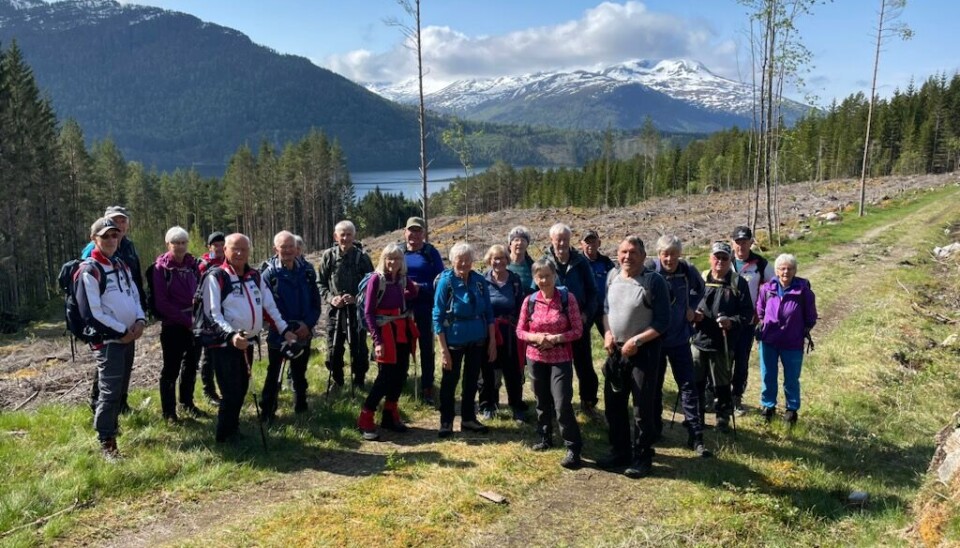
294, 394, 309, 414
687, 433, 712, 458
582, 402, 602, 419
180, 404, 207, 419
461, 419, 489, 433
532, 435, 553, 451
733, 395, 746, 417
716, 414, 731, 433
624, 458, 652, 479
596, 451, 631, 470
204, 391, 222, 407
784, 409, 798, 425
761, 406, 776, 423
100, 438, 122, 462
357, 408, 380, 441
479, 408, 495, 421
422, 386, 436, 406
560, 450, 582, 470
512, 409, 527, 424
438, 421, 454, 438
163, 413, 180, 425
380, 401, 409, 433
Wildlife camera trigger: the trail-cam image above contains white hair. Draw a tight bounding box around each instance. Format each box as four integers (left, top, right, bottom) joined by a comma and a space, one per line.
293, 234, 305, 250
273, 230, 295, 247
656, 234, 683, 253
449, 242, 475, 263
164, 226, 189, 244
775, 253, 798, 269
548, 223, 571, 238
334, 220, 357, 235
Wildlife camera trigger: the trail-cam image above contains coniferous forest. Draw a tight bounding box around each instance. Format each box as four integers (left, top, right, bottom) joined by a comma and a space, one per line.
1, 36, 958, 329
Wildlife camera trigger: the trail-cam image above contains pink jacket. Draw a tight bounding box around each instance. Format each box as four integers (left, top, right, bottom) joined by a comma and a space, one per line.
516, 289, 583, 364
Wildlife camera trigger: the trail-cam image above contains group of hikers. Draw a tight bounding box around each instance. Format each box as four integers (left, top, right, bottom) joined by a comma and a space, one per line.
72, 206, 818, 477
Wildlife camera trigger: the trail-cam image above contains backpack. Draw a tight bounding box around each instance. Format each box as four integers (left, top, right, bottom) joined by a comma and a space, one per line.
436, 268, 487, 328
356, 271, 406, 332
605, 267, 655, 308
701, 269, 741, 299
59, 258, 107, 346
144, 263, 172, 319
192, 266, 262, 347
526, 286, 571, 324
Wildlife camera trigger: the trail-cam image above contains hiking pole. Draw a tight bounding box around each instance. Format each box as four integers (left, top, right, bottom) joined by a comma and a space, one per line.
241, 340, 268, 452
670, 390, 680, 430
325, 307, 343, 400
345, 302, 356, 398
719, 321, 737, 441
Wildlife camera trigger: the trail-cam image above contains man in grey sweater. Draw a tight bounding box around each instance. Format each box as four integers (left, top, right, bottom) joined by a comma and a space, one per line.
598, 236, 670, 478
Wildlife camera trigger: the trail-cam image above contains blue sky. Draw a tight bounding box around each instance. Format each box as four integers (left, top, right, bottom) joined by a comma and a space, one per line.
114, 0, 957, 106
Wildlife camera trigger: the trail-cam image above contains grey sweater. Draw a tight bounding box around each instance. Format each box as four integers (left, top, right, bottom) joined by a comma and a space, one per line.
604, 268, 670, 343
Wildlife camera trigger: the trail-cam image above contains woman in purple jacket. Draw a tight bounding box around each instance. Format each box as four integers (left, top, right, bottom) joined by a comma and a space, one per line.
153, 226, 202, 422
756, 253, 818, 425
356, 243, 419, 441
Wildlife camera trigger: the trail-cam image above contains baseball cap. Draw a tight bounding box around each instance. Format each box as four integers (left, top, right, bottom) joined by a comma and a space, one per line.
581, 230, 599, 242
711, 241, 733, 256
731, 226, 753, 240
405, 216, 426, 229
90, 217, 120, 238
104, 205, 130, 219
207, 231, 226, 246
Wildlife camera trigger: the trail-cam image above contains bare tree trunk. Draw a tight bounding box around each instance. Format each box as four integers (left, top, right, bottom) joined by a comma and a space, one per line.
859, 0, 886, 217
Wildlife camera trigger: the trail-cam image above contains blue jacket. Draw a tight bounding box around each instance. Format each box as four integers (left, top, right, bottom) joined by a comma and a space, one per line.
586, 252, 615, 316
546, 247, 598, 319
261, 256, 321, 346
433, 269, 494, 346
405, 243, 445, 312
649, 258, 705, 348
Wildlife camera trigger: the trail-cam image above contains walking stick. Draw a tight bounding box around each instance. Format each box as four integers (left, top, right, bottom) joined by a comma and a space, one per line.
719, 320, 737, 440
669, 390, 680, 430
241, 341, 268, 452
326, 307, 343, 400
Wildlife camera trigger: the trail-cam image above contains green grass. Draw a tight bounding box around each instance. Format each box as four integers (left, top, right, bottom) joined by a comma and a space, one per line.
2, 184, 959, 546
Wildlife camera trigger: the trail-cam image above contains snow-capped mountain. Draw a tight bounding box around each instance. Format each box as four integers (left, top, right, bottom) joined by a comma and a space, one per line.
367, 59, 809, 132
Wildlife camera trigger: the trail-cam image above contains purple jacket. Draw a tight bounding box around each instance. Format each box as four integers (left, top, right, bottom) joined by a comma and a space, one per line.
154, 252, 200, 328
756, 277, 817, 351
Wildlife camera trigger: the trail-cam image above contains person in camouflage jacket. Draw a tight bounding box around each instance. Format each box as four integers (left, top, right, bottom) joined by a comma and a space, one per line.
317, 220, 375, 389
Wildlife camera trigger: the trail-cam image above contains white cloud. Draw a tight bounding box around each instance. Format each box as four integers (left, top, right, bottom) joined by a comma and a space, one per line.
323, 1, 738, 88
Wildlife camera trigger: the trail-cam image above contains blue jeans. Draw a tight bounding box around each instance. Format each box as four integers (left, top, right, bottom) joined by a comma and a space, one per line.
758, 342, 804, 411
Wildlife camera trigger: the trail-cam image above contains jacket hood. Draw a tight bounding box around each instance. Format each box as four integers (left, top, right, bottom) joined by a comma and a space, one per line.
155, 251, 197, 269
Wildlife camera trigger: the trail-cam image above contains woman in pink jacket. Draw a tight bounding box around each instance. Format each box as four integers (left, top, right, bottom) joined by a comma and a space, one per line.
516, 257, 584, 469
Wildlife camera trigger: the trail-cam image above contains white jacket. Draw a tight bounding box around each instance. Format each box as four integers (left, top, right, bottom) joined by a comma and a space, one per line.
203, 263, 289, 341
80, 253, 145, 342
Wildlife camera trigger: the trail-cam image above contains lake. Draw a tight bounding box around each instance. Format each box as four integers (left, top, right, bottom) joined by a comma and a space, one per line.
351, 166, 485, 199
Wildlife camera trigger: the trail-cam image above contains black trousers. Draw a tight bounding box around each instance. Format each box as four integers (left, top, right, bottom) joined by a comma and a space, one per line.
439, 343, 483, 424
529, 360, 582, 451
364, 343, 410, 411
211, 345, 253, 442
200, 347, 218, 396
571, 328, 599, 407
654, 343, 703, 437
478, 324, 527, 413
325, 304, 368, 384
159, 324, 202, 416
604, 340, 662, 459
260, 344, 310, 417
413, 306, 436, 390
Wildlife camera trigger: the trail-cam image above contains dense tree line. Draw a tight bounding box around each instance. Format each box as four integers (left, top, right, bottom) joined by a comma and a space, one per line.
0, 41, 354, 327
430, 73, 960, 213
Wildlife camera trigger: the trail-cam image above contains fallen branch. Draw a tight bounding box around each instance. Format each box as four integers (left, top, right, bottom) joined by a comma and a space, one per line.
54, 379, 85, 401
12, 389, 40, 411
0, 498, 90, 538
911, 302, 958, 325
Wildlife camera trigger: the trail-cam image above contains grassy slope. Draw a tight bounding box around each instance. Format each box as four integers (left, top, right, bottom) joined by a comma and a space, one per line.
1, 185, 958, 546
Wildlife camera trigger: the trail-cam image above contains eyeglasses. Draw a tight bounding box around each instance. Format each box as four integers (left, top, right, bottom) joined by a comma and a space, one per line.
97, 233, 120, 240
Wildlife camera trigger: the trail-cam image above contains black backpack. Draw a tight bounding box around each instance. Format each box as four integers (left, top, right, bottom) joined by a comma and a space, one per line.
526, 286, 571, 323
192, 266, 262, 347
58, 258, 107, 346
143, 262, 172, 319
